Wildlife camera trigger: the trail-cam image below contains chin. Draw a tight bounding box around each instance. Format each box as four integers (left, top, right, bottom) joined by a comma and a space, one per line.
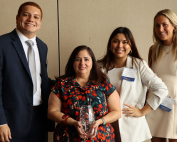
158, 36, 167, 41
116, 55, 125, 58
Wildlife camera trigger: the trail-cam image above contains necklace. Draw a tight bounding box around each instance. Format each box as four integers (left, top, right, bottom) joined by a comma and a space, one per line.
164, 46, 171, 54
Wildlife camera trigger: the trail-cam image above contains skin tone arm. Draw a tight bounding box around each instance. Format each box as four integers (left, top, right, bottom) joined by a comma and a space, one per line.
91, 90, 121, 138
48, 91, 86, 139
122, 103, 153, 117
0, 124, 12, 142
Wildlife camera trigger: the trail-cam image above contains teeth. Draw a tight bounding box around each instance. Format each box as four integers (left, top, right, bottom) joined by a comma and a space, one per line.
115, 49, 124, 52
26, 24, 34, 26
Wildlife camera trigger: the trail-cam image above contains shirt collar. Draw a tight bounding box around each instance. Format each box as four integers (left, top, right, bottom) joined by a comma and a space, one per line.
16, 28, 37, 45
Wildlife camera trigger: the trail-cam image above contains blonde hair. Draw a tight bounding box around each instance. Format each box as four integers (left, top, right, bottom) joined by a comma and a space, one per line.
150, 9, 177, 64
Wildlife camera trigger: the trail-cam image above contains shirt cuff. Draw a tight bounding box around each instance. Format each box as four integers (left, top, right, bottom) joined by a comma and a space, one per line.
0, 124, 6, 127
147, 95, 160, 110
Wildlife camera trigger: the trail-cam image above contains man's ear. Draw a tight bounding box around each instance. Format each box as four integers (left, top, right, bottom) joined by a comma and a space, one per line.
16, 15, 19, 24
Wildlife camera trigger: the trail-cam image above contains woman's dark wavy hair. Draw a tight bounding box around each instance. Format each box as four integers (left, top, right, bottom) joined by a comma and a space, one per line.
98, 27, 142, 73
57, 45, 107, 84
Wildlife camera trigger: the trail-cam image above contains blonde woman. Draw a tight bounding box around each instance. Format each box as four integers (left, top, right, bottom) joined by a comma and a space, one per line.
146, 9, 177, 142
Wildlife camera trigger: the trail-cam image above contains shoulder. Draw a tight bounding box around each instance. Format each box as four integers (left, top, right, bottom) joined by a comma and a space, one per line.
131, 57, 149, 70
57, 76, 72, 84
149, 45, 154, 53
0, 32, 10, 39
99, 77, 116, 96
130, 56, 144, 65
134, 58, 154, 75
0, 30, 19, 51
36, 37, 47, 47
0, 30, 15, 42
99, 77, 111, 87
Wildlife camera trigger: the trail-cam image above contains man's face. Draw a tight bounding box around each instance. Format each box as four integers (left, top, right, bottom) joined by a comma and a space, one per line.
16, 5, 42, 38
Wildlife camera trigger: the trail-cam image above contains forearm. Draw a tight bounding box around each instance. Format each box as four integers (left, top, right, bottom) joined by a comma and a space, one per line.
98, 110, 121, 125
48, 111, 77, 126
140, 103, 153, 116
48, 110, 63, 123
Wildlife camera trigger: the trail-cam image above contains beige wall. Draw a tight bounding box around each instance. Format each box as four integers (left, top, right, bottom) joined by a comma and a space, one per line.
1, 0, 177, 142
59, 0, 177, 76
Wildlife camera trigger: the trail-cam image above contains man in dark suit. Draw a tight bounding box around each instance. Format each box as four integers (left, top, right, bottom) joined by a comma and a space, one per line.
0, 2, 54, 142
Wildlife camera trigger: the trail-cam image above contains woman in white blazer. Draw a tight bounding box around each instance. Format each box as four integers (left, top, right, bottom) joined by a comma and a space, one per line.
98, 27, 168, 142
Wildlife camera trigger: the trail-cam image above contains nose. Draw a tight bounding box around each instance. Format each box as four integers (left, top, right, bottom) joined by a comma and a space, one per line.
27, 16, 34, 22
118, 42, 123, 48
159, 25, 164, 32
79, 59, 84, 65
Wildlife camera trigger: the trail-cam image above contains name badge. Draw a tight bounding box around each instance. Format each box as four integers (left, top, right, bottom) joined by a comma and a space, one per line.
121, 68, 137, 82
159, 97, 175, 112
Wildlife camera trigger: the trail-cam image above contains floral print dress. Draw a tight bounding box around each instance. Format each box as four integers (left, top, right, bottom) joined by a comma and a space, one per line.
52, 76, 116, 142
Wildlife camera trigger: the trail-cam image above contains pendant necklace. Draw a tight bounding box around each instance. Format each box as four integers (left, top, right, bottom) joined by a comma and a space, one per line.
164, 45, 171, 54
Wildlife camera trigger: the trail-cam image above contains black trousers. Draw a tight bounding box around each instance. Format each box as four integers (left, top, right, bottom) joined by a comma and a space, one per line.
10, 107, 48, 142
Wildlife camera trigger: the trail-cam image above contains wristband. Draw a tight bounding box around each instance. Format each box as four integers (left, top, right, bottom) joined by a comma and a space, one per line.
62, 114, 70, 125
101, 117, 106, 125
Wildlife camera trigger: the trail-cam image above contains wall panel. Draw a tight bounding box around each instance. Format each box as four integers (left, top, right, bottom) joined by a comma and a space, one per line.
59, 0, 177, 76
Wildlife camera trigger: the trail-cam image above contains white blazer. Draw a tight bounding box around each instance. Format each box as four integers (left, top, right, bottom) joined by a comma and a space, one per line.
103, 56, 168, 142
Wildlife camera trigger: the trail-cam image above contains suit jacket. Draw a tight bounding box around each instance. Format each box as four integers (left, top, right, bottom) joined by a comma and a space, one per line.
0, 29, 54, 137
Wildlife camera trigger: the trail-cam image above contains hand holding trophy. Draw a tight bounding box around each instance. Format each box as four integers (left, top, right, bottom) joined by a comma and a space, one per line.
80, 105, 95, 138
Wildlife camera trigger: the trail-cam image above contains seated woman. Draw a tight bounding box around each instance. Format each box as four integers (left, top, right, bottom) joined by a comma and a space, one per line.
98, 27, 168, 142
48, 45, 121, 142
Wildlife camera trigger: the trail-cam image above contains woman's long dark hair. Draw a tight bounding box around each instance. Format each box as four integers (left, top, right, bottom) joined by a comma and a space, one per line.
57, 45, 107, 84
98, 27, 142, 73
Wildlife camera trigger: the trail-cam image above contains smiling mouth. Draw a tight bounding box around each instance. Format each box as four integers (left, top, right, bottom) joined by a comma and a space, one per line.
79, 67, 86, 70
115, 49, 125, 53
159, 32, 166, 36
25, 23, 35, 27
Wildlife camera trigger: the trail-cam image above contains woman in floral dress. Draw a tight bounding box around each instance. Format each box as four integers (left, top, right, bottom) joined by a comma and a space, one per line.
48, 45, 121, 142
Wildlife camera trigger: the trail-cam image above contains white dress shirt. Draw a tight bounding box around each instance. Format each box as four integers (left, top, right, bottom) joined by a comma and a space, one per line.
16, 29, 42, 106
